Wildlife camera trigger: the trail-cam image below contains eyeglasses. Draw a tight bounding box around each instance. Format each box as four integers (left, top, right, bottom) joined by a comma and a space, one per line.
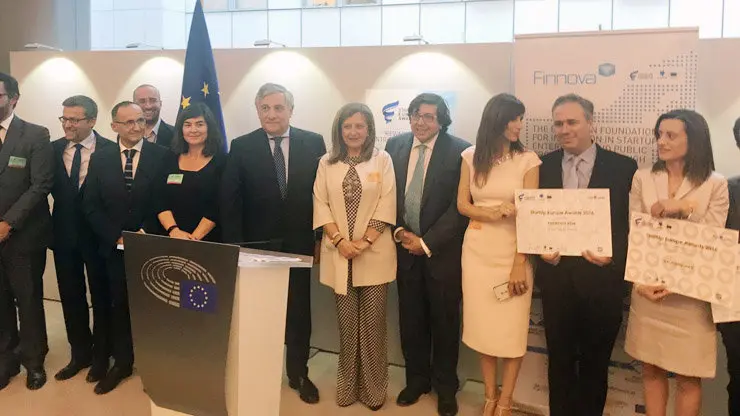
113, 118, 146, 129
59, 116, 90, 125
411, 113, 437, 124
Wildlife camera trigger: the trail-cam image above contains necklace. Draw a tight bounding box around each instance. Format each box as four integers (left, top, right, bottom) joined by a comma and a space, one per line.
492, 152, 513, 167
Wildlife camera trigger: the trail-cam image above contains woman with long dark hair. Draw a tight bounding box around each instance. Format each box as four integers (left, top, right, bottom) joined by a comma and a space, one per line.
626, 109, 729, 416
457, 93, 541, 416
156, 102, 226, 242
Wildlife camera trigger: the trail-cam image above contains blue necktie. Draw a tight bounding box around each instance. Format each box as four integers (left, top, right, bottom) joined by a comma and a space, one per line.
124, 149, 136, 192
70, 143, 83, 190
272, 137, 287, 199
404, 144, 426, 234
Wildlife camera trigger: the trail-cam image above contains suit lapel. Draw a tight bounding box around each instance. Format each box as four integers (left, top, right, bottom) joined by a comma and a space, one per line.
286, 129, 302, 199
587, 145, 605, 189
421, 133, 449, 209
0, 117, 24, 176
397, 135, 413, 194
547, 149, 564, 189
653, 169, 696, 200
132, 142, 154, 195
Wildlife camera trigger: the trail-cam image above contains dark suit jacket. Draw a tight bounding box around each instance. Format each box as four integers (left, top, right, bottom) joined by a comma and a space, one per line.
535, 145, 638, 285
50, 131, 115, 252
727, 176, 740, 240
83, 140, 174, 256
220, 127, 326, 255
385, 131, 471, 281
0, 116, 53, 252
156, 120, 175, 149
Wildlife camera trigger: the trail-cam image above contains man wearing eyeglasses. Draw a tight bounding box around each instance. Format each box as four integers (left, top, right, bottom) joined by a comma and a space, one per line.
221, 83, 326, 404
83, 101, 174, 394
385, 93, 470, 416
133, 84, 175, 148
50, 96, 116, 385
0, 72, 53, 391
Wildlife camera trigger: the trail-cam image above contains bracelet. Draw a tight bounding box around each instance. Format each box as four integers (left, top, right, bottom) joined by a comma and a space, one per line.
167, 225, 179, 234
330, 231, 340, 241
333, 237, 345, 247
363, 236, 374, 245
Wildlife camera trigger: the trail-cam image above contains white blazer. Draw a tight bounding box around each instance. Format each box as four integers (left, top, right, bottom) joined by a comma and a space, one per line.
313, 149, 397, 295
630, 168, 729, 227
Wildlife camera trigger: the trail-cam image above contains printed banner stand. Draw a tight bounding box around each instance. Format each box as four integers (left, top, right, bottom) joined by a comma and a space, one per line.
123, 232, 313, 416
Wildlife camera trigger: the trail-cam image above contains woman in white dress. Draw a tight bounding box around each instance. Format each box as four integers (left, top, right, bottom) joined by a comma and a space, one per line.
457, 93, 541, 416
626, 109, 729, 416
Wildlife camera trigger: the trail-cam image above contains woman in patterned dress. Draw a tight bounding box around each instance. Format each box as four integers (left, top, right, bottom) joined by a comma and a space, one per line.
313, 102, 397, 411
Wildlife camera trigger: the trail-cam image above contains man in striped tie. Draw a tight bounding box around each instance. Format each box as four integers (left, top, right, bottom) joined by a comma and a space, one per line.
83, 101, 174, 394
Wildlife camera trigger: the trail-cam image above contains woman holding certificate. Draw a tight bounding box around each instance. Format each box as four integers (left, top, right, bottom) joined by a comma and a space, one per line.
457, 93, 541, 416
626, 109, 729, 416
313, 103, 396, 411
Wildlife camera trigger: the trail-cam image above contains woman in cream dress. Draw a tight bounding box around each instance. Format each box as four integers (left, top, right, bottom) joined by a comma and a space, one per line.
457, 94, 541, 416
626, 109, 729, 416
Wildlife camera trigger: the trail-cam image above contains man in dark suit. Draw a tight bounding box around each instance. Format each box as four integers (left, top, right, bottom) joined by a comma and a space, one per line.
51, 95, 116, 384
536, 94, 637, 416
83, 101, 173, 394
718, 118, 740, 416
385, 93, 469, 416
133, 84, 175, 148
0, 72, 54, 391
221, 83, 326, 404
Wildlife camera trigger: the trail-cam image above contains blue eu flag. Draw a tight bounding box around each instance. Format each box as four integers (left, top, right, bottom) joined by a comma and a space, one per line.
180, 0, 227, 152
180, 280, 218, 313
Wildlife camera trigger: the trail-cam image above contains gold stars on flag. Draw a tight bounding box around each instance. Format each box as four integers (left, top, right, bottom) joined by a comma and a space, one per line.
181, 95, 191, 109
201, 82, 209, 98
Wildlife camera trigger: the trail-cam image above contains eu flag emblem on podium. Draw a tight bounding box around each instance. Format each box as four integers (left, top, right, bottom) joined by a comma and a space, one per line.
180, 0, 227, 152
180, 280, 218, 313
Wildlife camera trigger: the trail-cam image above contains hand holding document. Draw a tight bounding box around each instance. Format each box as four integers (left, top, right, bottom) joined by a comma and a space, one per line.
625, 211, 739, 307
515, 189, 612, 257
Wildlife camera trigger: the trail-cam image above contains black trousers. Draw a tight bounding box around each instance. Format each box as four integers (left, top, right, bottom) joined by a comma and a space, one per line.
285, 267, 312, 380
719, 322, 740, 416
397, 256, 461, 396
540, 268, 623, 416
53, 247, 111, 366
105, 251, 133, 369
0, 246, 48, 372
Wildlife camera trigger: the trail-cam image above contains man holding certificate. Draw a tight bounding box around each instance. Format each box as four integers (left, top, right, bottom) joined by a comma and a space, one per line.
535, 94, 637, 416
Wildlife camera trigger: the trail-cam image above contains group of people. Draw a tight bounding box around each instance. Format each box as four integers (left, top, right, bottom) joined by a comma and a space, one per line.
0, 68, 739, 416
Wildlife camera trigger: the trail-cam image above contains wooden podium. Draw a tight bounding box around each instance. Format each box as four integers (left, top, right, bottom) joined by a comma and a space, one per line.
149, 248, 313, 416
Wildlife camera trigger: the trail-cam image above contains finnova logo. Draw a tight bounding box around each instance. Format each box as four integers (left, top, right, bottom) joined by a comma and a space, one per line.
533, 63, 616, 85
382, 101, 399, 124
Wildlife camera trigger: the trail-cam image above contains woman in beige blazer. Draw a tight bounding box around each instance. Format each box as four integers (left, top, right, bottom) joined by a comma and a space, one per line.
313, 102, 397, 411
625, 109, 729, 416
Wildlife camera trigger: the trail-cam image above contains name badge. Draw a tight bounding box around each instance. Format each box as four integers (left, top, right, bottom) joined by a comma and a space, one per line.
367, 172, 381, 183
167, 174, 184, 185
8, 156, 27, 169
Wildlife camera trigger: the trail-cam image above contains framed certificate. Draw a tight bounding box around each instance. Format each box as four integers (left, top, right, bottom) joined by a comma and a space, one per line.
625, 211, 739, 307
514, 189, 612, 257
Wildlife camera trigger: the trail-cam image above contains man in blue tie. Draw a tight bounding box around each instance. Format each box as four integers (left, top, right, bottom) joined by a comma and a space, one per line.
385, 93, 470, 416
83, 101, 173, 394
536, 94, 637, 416
50, 96, 115, 384
221, 83, 326, 404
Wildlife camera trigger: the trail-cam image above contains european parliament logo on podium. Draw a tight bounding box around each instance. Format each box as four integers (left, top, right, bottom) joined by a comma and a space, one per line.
123, 232, 239, 416
141, 255, 219, 313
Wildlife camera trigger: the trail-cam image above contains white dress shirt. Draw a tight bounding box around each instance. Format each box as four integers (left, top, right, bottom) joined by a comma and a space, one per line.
267, 127, 290, 182
145, 118, 162, 143
119, 139, 144, 179
0, 112, 14, 143
394, 133, 439, 257
63, 131, 96, 188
